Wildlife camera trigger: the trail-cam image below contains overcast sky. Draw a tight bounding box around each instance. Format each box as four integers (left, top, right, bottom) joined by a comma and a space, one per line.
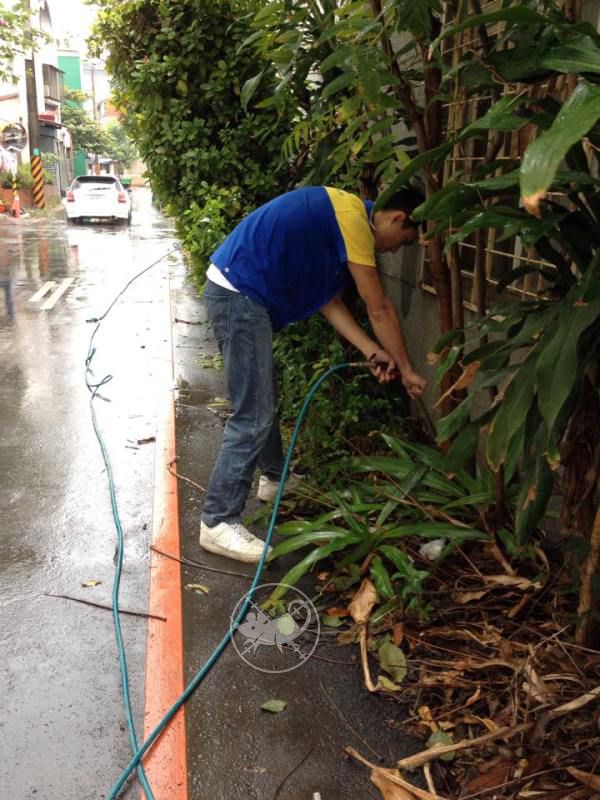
50, 0, 100, 52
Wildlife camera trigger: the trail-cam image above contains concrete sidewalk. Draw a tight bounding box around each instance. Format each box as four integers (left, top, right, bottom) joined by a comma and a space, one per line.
169, 271, 419, 799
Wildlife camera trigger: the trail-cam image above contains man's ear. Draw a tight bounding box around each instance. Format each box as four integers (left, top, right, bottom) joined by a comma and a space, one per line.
392, 210, 407, 225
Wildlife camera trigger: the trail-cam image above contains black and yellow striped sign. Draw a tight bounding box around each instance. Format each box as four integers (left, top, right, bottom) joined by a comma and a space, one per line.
30, 154, 45, 209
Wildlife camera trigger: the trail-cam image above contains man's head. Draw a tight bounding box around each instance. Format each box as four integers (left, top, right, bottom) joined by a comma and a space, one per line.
371, 187, 425, 253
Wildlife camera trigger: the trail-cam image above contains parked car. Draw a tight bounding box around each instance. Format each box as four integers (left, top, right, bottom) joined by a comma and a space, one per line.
65, 175, 132, 224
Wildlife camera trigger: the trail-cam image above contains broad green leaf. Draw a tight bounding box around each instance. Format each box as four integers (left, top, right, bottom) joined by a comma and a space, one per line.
382, 522, 487, 542
413, 183, 480, 221
430, 8, 553, 53
459, 95, 532, 140
394, 0, 440, 37
436, 395, 473, 444
240, 70, 264, 111
442, 490, 495, 511
540, 34, 600, 75
236, 29, 265, 55
377, 675, 402, 691
370, 555, 395, 600
320, 45, 353, 72
496, 264, 559, 294
322, 71, 355, 99
354, 46, 381, 104
322, 614, 345, 628
427, 731, 455, 762
269, 528, 362, 560
373, 142, 453, 211
270, 536, 361, 602
432, 328, 463, 354
378, 640, 407, 683
515, 456, 554, 544
444, 422, 480, 472
434, 345, 462, 386
521, 81, 600, 214
176, 79, 188, 96
445, 208, 562, 250
535, 294, 600, 435
486, 352, 539, 471
261, 699, 287, 713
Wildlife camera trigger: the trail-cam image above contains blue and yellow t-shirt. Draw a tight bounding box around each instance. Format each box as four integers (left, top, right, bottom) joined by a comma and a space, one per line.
210, 186, 375, 331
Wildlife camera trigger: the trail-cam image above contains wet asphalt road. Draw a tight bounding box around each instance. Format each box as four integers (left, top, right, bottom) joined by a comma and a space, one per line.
1, 190, 419, 800
0, 189, 180, 799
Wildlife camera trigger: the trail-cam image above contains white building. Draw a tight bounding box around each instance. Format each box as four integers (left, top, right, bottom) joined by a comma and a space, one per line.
0, 0, 72, 192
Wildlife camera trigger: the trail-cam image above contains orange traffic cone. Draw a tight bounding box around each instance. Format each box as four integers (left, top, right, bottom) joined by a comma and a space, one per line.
11, 192, 20, 218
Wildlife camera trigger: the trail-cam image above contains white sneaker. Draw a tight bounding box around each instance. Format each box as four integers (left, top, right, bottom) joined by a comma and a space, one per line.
257, 472, 304, 503
199, 520, 272, 563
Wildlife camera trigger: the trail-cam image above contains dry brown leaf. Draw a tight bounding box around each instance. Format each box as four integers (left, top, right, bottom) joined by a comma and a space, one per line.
523, 190, 544, 218
371, 769, 417, 800
464, 686, 482, 708
348, 578, 378, 625
483, 574, 542, 590
451, 589, 489, 604
418, 706, 437, 733
523, 664, 556, 705
465, 758, 512, 792
336, 624, 360, 645
457, 714, 499, 732
482, 575, 542, 589
346, 747, 448, 800
392, 622, 405, 646
567, 766, 600, 790
325, 606, 350, 617
435, 361, 481, 407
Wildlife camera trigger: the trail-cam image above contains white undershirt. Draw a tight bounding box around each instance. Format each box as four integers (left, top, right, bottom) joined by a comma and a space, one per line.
206, 262, 239, 292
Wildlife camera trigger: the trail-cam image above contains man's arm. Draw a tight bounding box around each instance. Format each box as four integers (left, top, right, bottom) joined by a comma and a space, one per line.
342, 261, 427, 398
320, 294, 398, 384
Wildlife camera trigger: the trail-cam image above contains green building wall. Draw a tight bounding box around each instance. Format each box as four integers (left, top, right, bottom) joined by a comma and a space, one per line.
58, 54, 87, 178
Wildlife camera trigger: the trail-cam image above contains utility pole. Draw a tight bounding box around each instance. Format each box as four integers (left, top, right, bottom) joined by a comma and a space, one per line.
90, 60, 100, 174
25, 0, 45, 208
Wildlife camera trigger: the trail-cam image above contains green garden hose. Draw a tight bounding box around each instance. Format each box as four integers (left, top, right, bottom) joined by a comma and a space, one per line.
86, 248, 393, 799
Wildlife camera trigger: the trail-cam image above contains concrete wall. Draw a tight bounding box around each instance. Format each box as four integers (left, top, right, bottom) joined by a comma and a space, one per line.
379, 246, 441, 416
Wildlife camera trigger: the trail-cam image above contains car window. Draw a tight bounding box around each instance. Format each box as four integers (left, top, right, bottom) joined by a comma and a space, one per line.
71, 176, 120, 191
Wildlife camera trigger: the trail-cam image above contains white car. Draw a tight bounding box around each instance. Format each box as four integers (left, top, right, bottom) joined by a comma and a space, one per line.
66, 175, 132, 224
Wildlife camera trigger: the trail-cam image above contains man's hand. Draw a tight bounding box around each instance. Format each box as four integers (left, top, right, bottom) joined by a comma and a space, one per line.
401, 368, 427, 399
369, 349, 398, 383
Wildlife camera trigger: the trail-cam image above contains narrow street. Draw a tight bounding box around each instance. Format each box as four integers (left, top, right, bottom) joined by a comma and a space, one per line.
0, 190, 179, 799
0, 191, 417, 799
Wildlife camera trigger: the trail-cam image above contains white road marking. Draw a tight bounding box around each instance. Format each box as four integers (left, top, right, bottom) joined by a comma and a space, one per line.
28, 281, 57, 303
40, 278, 74, 310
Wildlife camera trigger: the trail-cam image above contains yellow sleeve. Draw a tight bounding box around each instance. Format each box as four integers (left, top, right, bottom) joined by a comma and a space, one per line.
325, 187, 376, 267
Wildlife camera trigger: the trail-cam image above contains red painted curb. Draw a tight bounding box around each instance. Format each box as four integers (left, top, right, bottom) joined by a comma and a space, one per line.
142, 264, 188, 799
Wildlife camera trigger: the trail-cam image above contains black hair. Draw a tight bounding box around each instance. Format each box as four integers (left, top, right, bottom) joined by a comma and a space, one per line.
381, 187, 426, 227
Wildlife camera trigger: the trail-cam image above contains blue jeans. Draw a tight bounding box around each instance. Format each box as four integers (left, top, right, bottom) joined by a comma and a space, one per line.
201, 280, 285, 527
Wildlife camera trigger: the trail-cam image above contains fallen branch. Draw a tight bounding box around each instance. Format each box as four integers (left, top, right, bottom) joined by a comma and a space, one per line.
167, 457, 206, 493
346, 746, 450, 800
150, 545, 253, 580
43, 592, 166, 621
396, 685, 600, 770
320, 680, 383, 762
273, 744, 314, 799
